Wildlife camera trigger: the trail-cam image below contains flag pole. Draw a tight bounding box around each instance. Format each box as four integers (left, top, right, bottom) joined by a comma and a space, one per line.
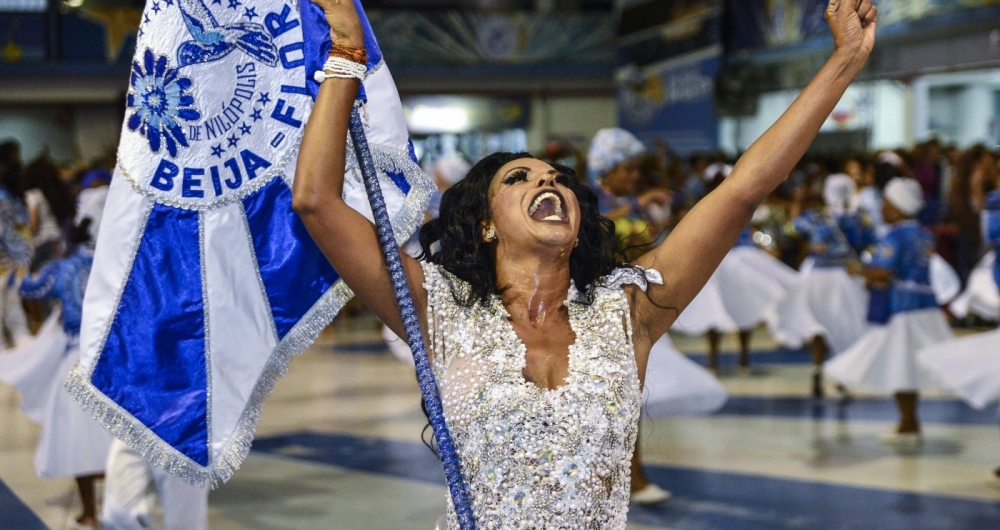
347, 105, 476, 530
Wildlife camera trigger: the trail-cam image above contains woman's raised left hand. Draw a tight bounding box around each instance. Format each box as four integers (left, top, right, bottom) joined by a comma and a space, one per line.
309, 0, 365, 48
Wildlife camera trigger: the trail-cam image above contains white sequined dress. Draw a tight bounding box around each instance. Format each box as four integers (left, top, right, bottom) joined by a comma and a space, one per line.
422, 262, 655, 530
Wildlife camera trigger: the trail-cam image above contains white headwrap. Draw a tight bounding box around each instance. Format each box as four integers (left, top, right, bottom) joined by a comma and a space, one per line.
434, 154, 471, 187
883, 177, 925, 216
823, 173, 857, 214
877, 150, 905, 168
587, 128, 646, 182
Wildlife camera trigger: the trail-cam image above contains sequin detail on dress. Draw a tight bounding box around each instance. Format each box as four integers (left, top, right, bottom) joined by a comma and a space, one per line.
421, 262, 650, 529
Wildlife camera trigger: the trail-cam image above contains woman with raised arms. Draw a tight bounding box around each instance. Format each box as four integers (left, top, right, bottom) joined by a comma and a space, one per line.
292, 1, 878, 527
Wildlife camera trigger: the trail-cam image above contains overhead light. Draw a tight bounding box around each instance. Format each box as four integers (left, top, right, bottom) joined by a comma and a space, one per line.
65, 0, 84, 7
408, 105, 469, 133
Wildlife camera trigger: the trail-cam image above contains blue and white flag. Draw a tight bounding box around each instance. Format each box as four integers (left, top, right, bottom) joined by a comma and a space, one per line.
66, 0, 433, 486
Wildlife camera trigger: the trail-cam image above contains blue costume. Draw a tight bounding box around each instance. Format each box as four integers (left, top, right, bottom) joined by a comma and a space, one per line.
593, 184, 625, 215
20, 247, 92, 335
838, 212, 876, 255
788, 210, 855, 267
734, 226, 754, 248
0, 188, 32, 270
984, 190, 1000, 289
770, 208, 870, 355
825, 218, 953, 394
869, 220, 938, 316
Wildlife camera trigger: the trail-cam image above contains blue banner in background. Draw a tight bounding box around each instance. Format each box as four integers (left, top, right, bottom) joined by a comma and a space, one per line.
617, 47, 721, 155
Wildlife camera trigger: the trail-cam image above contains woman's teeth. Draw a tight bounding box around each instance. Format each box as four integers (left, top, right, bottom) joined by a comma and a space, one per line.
528, 192, 564, 220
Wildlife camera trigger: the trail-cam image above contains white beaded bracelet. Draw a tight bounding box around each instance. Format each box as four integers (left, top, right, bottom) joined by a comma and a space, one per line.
313, 56, 368, 83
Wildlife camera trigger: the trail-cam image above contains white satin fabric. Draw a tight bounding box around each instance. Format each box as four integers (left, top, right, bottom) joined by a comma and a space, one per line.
642, 334, 727, 418
918, 328, 1000, 410
824, 309, 953, 393
0, 312, 112, 477
949, 252, 998, 321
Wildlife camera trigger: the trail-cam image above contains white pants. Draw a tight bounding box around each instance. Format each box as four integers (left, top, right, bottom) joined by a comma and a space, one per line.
101, 439, 209, 530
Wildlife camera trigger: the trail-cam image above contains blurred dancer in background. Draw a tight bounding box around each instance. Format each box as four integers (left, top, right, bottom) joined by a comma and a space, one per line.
0, 219, 111, 529
0, 139, 32, 347
673, 166, 798, 371
827, 178, 953, 445
22, 158, 74, 272
74, 168, 111, 244
919, 182, 1000, 476
586, 127, 671, 256
769, 174, 869, 396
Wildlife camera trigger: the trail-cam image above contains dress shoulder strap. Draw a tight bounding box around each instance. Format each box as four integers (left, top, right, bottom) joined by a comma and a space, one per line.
602, 266, 664, 292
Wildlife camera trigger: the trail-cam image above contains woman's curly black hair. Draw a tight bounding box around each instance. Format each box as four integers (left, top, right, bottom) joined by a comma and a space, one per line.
419, 152, 628, 306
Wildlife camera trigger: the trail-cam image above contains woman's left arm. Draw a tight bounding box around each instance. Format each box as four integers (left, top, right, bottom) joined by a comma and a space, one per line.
630, 0, 878, 353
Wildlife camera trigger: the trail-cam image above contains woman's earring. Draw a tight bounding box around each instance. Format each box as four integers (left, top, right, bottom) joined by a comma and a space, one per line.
486, 228, 496, 241
575, 238, 579, 247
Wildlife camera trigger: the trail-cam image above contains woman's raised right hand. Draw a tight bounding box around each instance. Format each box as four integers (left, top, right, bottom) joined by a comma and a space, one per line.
310, 0, 365, 48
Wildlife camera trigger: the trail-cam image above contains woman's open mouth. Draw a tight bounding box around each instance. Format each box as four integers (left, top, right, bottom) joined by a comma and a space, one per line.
528, 190, 567, 222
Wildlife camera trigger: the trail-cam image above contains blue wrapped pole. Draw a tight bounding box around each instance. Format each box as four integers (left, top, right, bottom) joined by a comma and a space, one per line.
347, 105, 476, 530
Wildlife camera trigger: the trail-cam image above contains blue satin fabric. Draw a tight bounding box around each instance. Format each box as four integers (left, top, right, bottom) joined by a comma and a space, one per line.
92, 204, 208, 465
243, 178, 339, 339
299, 0, 331, 100
385, 168, 411, 195
985, 190, 1000, 288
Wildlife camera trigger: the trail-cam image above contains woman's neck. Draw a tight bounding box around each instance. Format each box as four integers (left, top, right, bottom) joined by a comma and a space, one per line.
495, 252, 572, 325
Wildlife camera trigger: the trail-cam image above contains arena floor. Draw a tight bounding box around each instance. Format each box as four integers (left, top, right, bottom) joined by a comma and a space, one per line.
3, 316, 999, 529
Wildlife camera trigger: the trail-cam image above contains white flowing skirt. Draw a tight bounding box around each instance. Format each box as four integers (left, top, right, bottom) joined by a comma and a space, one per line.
671, 270, 737, 335
767, 268, 869, 354
0, 312, 112, 477
824, 309, 953, 393
949, 252, 998, 321
642, 334, 727, 418
930, 253, 961, 305
918, 328, 1000, 410
383, 325, 415, 366
715, 247, 800, 330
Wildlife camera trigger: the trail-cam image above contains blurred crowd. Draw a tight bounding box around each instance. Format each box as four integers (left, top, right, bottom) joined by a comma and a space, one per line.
0, 139, 112, 342
540, 136, 1000, 303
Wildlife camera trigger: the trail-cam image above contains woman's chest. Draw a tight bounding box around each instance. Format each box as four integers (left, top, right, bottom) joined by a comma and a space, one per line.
509, 319, 575, 391
439, 339, 640, 440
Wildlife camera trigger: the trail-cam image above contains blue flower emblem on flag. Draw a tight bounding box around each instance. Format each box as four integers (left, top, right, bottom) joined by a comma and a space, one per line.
127, 49, 202, 157
68, 0, 433, 486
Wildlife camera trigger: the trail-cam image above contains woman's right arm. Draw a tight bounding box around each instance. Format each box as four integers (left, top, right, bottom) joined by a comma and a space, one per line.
292, 0, 425, 337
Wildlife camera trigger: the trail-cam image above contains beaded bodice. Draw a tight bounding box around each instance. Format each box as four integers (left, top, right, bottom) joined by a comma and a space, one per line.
421, 262, 650, 530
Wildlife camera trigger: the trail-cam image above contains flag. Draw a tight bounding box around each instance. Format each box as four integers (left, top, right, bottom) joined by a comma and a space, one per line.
66, 0, 432, 486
